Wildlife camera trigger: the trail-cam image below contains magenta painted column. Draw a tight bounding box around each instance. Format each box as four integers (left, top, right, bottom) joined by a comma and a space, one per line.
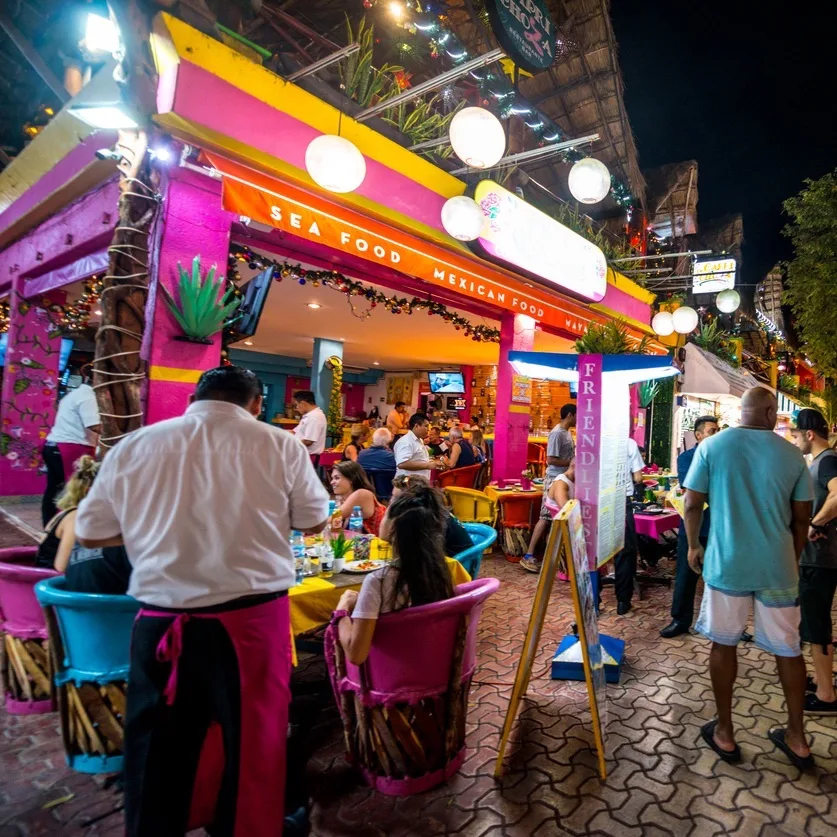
143, 170, 234, 424
493, 314, 535, 482
0, 284, 64, 497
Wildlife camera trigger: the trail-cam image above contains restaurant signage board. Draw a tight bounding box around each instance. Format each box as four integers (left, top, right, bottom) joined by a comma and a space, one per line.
575, 355, 627, 569
692, 257, 736, 293
484, 0, 556, 75
218, 163, 606, 338
511, 374, 531, 404
472, 181, 608, 303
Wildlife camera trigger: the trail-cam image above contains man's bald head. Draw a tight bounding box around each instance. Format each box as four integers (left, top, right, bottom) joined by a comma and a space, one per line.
740, 386, 778, 430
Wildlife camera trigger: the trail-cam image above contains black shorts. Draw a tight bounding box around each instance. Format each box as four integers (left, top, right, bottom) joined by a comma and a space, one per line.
799, 565, 837, 649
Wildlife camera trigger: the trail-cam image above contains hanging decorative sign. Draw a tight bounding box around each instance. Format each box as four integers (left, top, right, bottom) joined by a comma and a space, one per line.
484, 0, 556, 75
471, 180, 608, 303
692, 257, 736, 294
511, 374, 532, 404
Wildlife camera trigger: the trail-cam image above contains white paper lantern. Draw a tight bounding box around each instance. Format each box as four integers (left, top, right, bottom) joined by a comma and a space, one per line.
305, 135, 366, 193
672, 305, 699, 334
716, 288, 741, 313
568, 158, 611, 205
448, 107, 506, 169
441, 196, 485, 241
651, 311, 675, 337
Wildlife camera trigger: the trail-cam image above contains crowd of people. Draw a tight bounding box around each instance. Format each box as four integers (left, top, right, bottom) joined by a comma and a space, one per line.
30, 369, 836, 830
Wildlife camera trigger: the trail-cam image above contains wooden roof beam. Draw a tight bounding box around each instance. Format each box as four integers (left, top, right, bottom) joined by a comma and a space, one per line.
531, 70, 613, 106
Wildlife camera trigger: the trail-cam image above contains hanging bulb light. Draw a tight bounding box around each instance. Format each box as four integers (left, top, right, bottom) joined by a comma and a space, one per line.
716, 289, 741, 313
651, 311, 675, 337
441, 196, 485, 241
305, 135, 366, 193
568, 157, 611, 204
448, 107, 506, 169
672, 306, 699, 334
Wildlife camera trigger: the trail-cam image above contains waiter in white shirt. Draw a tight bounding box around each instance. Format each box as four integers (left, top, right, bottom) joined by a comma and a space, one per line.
613, 437, 646, 616
76, 367, 330, 837
41, 366, 101, 525
292, 390, 327, 467
393, 412, 446, 481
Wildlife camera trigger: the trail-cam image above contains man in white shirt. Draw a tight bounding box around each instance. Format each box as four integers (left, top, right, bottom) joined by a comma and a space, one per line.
613, 436, 647, 615
76, 366, 329, 837
41, 368, 101, 525
293, 390, 327, 464
393, 413, 444, 481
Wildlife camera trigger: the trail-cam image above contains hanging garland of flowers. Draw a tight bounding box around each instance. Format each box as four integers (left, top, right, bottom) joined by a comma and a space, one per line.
325, 355, 344, 439
228, 247, 500, 343
55, 275, 104, 333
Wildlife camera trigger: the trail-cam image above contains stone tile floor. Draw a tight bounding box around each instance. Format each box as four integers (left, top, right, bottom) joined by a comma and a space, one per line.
1, 511, 836, 835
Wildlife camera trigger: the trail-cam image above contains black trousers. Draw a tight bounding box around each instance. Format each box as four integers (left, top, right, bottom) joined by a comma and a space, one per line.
614, 498, 637, 604
670, 525, 706, 628
41, 443, 65, 526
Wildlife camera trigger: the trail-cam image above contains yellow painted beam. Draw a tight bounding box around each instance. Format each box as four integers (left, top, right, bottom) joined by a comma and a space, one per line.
148, 365, 203, 384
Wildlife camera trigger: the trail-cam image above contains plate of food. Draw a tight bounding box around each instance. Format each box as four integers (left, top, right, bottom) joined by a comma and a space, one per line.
342, 559, 386, 574
641, 504, 665, 515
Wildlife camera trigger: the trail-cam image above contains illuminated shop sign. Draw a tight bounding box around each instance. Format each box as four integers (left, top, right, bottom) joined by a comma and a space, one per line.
692, 258, 736, 293
471, 181, 608, 303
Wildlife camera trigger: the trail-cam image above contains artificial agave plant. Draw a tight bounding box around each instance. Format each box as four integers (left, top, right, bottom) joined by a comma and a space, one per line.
163, 256, 241, 343
637, 380, 660, 408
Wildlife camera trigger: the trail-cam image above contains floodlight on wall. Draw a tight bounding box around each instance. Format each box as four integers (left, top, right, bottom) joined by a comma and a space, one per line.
69, 103, 139, 130
84, 13, 120, 54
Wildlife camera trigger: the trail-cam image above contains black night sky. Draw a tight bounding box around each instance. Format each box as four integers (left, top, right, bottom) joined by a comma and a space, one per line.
610, 4, 837, 292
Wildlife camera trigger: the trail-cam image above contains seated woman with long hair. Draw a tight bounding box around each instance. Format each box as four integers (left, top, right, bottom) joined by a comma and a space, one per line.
336, 484, 455, 665
35, 456, 131, 594
342, 424, 371, 462
330, 461, 386, 536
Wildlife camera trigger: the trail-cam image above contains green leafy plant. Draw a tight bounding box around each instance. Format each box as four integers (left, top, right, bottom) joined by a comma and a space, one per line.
637, 380, 660, 408
162, 256, 241, 342
574, 320, 650, 355
339, 15, 402, 108
330, 533, 353, 563
778, 373, 798, 394
692, 320, 739, 367
381, 95, 462, 154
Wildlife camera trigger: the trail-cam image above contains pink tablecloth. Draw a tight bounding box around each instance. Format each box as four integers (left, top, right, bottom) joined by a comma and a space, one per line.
634, 511, 681, 539
318, 451, 342, 470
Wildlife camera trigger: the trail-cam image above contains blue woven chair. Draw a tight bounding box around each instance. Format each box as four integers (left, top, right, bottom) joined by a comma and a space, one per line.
35, 577, 140, 774
454, 523, 497, 579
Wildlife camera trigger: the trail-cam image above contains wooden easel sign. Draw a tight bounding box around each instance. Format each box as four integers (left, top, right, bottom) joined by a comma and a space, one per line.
494, 500, 607, 779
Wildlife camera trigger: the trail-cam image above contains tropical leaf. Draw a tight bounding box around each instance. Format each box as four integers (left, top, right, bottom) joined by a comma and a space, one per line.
13, 378, 30, 394
166, 256, 242, 340
0, 433, 9, 455
637, 380, 660, 408
574, 321, 649, 355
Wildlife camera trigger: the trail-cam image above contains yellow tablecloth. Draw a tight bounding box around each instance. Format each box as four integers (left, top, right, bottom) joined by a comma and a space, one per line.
484, 485, 542, 504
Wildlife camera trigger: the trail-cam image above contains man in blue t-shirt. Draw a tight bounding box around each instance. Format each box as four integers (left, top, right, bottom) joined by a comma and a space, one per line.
684, 387, 814, 769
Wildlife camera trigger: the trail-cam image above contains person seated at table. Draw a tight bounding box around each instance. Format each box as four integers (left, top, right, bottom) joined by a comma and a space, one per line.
426, 425, 448, 458
357, 428, 397, 471
391, 475, 472, 557
331, 461, 386, 536
445, 427, 477, 469
470, 428, 487, 463
335, 483, 455, 665
36, 455, 131, 594
342, 424, 371, 462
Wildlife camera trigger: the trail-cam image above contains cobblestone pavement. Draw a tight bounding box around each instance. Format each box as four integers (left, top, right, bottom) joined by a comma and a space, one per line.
1, 536, 836, 835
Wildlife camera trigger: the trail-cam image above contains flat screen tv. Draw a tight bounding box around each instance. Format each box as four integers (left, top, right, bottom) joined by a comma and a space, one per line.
428, 371, 465, 393
228, 266, 274, 342
0, 333, 7, 367
59, 338, 74, 372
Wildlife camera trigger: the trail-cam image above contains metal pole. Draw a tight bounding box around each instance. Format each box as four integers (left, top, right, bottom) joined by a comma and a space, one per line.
287, 44, 360, 81
610, 250, 712, 263
450, 133, 599, 175
356, 49, 505, 121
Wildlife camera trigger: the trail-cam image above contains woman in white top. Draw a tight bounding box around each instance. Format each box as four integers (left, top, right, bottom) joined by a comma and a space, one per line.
335, 484, 454, 665
548, 458, 576, 508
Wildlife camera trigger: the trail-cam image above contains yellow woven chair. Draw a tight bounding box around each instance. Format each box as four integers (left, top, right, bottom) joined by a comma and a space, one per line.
443, 487, 497, 527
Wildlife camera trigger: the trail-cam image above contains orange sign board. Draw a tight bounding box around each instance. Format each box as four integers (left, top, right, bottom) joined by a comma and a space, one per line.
210, 155, 604, 338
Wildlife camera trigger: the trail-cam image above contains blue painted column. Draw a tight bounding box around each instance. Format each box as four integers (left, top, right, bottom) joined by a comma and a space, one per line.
311, 338, 344, 419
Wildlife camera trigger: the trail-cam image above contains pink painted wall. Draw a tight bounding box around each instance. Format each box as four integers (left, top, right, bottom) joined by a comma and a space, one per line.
285, 376, 310, 404
344, 384, 365, 417
493, 314, 535, 482
630, 385, 646, 448
143, 169, 233, 424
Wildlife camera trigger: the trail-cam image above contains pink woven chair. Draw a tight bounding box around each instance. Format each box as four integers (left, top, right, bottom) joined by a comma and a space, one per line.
0, 546, 58, 714
325, 577, 500, 796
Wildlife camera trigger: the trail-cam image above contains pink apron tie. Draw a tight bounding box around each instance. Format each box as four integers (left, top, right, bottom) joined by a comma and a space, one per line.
154, 613, 191, 706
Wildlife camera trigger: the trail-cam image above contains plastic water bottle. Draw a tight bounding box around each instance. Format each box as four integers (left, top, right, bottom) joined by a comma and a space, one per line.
291, 530, 306, 584
348, 505, 364, 534
319, 529, 334, 578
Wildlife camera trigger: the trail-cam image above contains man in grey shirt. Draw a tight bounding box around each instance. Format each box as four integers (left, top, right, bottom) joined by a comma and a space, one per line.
522, 404, 576, 572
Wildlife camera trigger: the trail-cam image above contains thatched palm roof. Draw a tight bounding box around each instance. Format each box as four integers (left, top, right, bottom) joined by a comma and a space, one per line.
645, 160, 698, 239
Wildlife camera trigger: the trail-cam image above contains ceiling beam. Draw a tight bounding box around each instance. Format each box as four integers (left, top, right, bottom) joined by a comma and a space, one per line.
0, 12, 69, 104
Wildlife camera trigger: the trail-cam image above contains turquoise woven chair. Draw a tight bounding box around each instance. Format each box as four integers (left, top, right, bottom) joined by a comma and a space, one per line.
454, 523, 497, 579
35, 577, 140, 774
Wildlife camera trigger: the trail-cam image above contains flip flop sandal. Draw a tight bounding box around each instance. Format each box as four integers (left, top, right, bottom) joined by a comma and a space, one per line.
700, 720, 741, 764
768, 728, 815, 771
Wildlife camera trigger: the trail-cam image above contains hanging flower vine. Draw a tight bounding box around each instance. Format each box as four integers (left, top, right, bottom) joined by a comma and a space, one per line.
325, 355, 344, 439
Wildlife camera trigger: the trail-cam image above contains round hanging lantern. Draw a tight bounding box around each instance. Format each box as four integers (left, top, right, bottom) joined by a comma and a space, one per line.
448, 107, 506, 169
305, 135, 366, 193
568, 157, 611, 205
672, 305, 699, 334
716, 288, 741, 313
651, 311, 675, 337
441, 196, 485, 241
